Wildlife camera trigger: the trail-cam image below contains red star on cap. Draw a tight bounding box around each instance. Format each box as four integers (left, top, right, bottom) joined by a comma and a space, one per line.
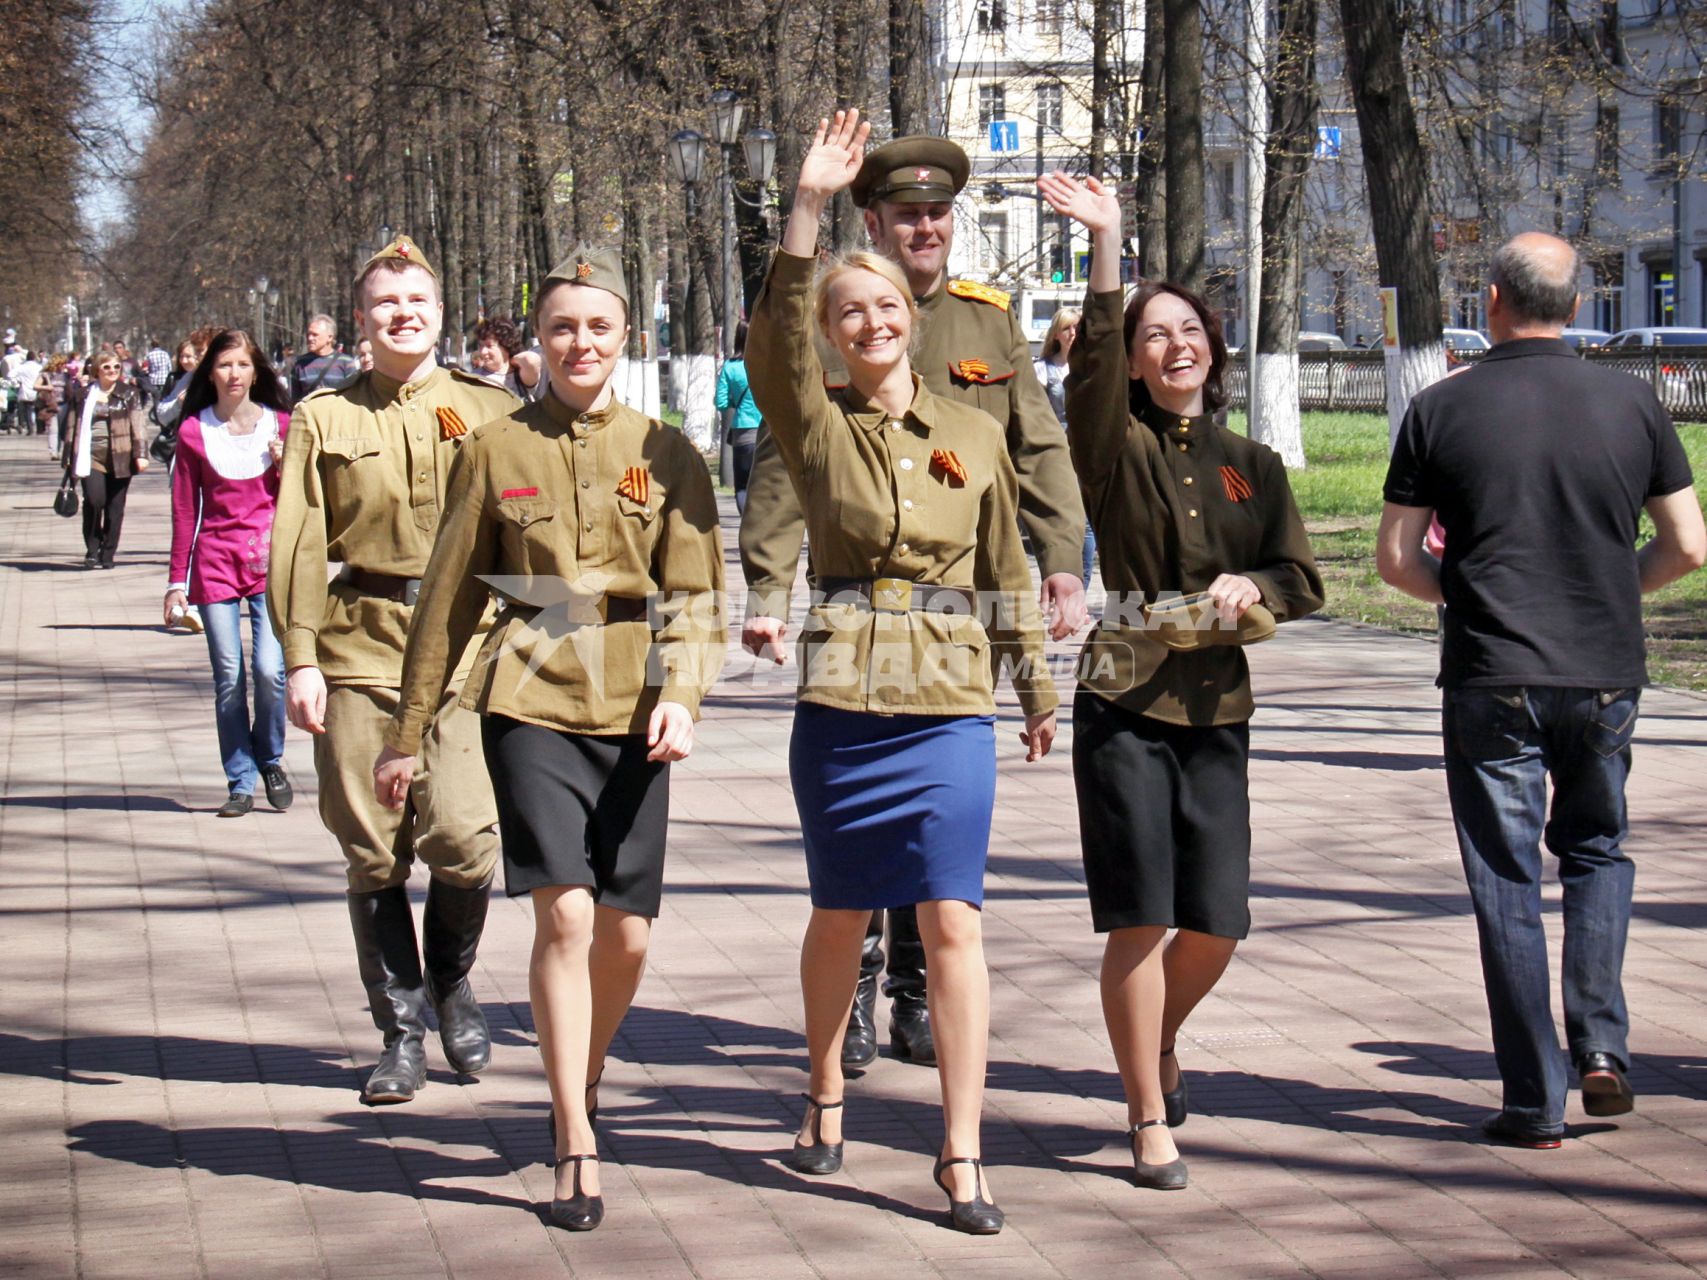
396, 243, 410, 258
915, 167, 932, 181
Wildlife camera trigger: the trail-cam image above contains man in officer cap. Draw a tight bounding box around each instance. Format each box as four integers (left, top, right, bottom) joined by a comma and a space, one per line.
269, 235, 521, 1103
739, 133, 1089, 1070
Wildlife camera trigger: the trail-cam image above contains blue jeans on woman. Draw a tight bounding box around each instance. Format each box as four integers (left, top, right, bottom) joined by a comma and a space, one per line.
1442, 684, 1639, 1134
202, 593, 286, 795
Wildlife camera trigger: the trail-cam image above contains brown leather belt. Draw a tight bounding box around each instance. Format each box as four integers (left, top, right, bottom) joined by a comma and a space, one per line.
499, 596, 651, 624
815, 576, 977, 616
340, 567, 421, 605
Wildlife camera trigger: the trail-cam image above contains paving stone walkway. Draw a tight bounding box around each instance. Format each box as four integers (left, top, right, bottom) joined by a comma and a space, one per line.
1, 433, 1704, 1279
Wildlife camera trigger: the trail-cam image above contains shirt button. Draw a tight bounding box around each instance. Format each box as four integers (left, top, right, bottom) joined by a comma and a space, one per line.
898, 543, 910, 554
1178, 442, 1188, 452
899, 458, 914, 470
1179, 417, 1191, 427
902, 499, 914, 511
1188, 508, 1199, 518
418, 471, 428, 482
1183, 476, 1194, 485
584, 521, 593, 531
577, 438, 587, 448
581, 479, 590, 488
890, 421, 902, 432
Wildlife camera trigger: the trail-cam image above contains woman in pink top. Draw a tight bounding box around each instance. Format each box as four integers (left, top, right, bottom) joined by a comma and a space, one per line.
165, 329, 293, 818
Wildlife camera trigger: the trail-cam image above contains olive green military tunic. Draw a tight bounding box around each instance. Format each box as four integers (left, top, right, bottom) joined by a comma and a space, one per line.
383, 391, 727, 756
268, 364, 520, 892
746, 248, 1058, 719
739, 274, 1087, 619
1068, 287, 1324, 726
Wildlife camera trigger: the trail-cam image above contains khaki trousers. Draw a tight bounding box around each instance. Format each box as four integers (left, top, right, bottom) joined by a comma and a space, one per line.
314, 683, 499, 893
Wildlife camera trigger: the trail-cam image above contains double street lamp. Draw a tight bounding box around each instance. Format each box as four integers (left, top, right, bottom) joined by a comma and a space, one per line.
247, 274, 281, 353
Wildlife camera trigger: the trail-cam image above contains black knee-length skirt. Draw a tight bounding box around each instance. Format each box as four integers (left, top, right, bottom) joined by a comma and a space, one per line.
1071, 689, 1252, 938
481, 714, 670, 916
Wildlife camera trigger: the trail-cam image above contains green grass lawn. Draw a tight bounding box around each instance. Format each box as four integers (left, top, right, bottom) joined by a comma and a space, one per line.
1227, 411, 1707, 692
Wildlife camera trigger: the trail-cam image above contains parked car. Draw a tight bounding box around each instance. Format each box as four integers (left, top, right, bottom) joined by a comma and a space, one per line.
1441, 327, 1492, 353
1296, 330, 1349, 352
1604, 326, 1707, 347
1560, 327, 1612, 350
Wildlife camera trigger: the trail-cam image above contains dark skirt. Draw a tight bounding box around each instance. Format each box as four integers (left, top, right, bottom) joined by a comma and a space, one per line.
481, 714, 670, 916
789, 701, 996, 910
1071, 689, 1252, 938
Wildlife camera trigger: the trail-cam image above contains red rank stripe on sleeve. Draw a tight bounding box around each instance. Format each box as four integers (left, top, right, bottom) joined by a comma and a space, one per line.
617, 466, 650, 505
1220, 465, 1253, 502
931, 449, 968, 485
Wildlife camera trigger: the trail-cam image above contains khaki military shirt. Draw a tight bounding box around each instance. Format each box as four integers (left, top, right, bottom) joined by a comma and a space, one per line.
268, 366, 521, 684
382, 392, 726, 755
747, 249, 1058, 720
1069, 287, 1324, 725
740, 265, 1086, 618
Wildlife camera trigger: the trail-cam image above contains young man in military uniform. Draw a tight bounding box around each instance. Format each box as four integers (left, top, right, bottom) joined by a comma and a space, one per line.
739, 134, 1089, 1070
269, 236, 522, 1104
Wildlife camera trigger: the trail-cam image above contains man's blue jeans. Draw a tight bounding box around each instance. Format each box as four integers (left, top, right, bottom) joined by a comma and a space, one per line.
202, 593, 286, 794
1443, 685, 1639, 1132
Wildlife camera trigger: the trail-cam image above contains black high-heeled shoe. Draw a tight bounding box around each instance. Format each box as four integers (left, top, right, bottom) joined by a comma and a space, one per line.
548, 1154, 604, 1231
784, 1095, 844, 1175
1161, 1045, 1188, 1128
1130, 1118, 1188, 1190
544, 1073, 605, 1160
933, 1156, 1004, 1234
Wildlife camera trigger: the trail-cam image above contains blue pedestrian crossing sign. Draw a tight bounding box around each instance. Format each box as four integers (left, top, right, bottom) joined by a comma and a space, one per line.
989, 120, 1021, 153
1315, 126, 1342, 160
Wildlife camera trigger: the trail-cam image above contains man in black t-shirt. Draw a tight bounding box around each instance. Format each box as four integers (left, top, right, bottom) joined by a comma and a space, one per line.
1378, 232, 1705, 1149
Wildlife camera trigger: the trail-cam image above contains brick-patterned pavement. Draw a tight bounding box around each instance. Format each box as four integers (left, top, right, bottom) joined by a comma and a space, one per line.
2, 433, 1704, 1279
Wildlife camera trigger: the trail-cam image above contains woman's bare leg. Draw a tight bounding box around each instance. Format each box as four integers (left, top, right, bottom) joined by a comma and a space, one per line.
917, 899, 992, 1202
585, 905, 653, 1104
796, 906, 870, 1145
1159, 930, 1239, 1092
1101, 925, 1176, 1164
532, 885, 600, 1196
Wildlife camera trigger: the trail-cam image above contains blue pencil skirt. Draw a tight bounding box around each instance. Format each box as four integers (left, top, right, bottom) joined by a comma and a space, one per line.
789, 702, 997, 910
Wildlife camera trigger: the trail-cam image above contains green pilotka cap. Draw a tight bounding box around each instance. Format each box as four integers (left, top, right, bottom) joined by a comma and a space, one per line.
541, 246, 629, 309
850, 136, 971, 208
355, 234, 436, 284
1144, 592, 1278, 650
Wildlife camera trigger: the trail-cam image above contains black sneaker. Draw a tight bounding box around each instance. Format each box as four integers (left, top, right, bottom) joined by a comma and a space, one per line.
261, 765, 294, 811
217, 792, 254, 818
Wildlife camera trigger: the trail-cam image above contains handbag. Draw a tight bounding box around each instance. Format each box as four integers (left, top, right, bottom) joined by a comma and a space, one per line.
53, 467, 79, 518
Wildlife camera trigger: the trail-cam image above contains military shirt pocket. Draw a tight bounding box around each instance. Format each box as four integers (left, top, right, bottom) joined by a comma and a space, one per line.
496, 496, 560, 566
1448, 687, 1531, 762
321, 436, 381, 463
615, 491, 661, 526
1585, 688, 1640, 758
947, 361, 1015, 420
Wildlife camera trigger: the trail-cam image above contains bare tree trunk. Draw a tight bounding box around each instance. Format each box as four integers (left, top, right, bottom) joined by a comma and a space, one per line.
1338, 0, 1445, 444
830, 4, 867, 252
888, 0, 930, 136
1089, 0, 1115, 177
1253, 0, 1318, 469
1133, 0, 1166, 280
1162, 0, 1205, 292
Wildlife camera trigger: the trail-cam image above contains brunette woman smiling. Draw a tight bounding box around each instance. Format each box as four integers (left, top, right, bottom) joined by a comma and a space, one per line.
375, 248, 725, 1232
63, 345, 150, 568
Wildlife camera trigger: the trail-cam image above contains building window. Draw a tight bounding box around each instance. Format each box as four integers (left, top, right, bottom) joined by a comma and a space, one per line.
978, 211, 1010, 271
1650, 260, 1675, 325
1214, 159, 1236, 223
1592, 262, 1623, 333
1654, 101, 1682, 175
1035, 0, 1064, 36
979, 84, 1007, 129
1042, 215, 1072, 281
1595, 103, 1620, 182
976, 0, 1007, 32
1037, 83, 1063, 133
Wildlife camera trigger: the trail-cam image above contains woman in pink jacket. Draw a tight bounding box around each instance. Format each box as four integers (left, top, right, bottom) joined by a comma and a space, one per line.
165, 329, 293, 818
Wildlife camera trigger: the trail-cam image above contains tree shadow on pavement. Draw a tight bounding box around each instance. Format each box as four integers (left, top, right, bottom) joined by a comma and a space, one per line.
1353, 1040, 1707, 1103
0, 1032, 354, 1091
66, 1115, 536, 1214
0, 792, 191, 813
1251, 747, 1443, 771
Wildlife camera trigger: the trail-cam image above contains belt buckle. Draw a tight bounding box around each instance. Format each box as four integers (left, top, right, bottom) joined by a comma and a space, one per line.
402, 579, 420, 606
871, 577, 913, 614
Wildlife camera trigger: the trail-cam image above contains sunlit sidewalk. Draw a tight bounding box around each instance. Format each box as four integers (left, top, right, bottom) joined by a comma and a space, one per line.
2, 433, 1704, 1279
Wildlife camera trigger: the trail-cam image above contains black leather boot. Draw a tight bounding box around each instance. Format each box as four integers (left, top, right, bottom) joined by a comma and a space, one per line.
885, 906, 935, 1066
348, 886, 428, 1104
842, 913, 883, 1069
423, 877, 493, 1076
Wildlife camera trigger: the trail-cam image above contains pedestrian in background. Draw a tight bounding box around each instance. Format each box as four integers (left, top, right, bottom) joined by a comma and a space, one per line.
1033, 307, 1096, 587
37, 354, 67, 454
166, 329, 293, 818
714, 320, 761, 511
1378, 232, 1707, 1148
289, 314, 358, 402
63, 346, 151, 569
1042, 172, 1323, 1192
469, 315, 545, 402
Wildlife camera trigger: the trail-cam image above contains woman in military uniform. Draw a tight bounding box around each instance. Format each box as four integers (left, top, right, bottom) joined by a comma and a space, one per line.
1039, 172, 1323, 1191
373, 249, 725, 1232
748, 110, 1059, 1235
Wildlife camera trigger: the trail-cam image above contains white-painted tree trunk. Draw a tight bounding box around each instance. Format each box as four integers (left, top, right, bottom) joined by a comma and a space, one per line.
1383, 342, 1447, 448
1252, 351, 1304, 468
672, 353, 717, 450
613, 357, 662, 420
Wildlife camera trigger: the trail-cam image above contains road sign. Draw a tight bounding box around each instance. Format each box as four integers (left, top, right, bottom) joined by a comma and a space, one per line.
1315, 126, 1342, 161
989, 120, 1021, 153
